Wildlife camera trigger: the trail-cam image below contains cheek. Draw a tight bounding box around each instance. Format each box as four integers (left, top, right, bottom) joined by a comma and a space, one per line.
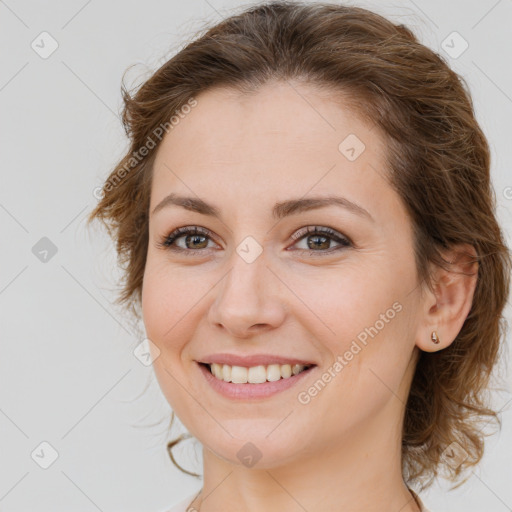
141, 256, 217, 365
141, 261, 189, 360
318, 299, 415, 417
142, 255, 192, 334
299, 267, 412, 389
291, 265, 391, 344
141, 268, 169, 339
141, 264, 194, 410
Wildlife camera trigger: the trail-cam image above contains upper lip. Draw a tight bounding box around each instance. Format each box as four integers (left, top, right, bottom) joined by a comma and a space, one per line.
197, 353, 317, 367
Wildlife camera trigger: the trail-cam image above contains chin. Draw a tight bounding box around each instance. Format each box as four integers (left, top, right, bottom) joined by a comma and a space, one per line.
199, 426, 311, 470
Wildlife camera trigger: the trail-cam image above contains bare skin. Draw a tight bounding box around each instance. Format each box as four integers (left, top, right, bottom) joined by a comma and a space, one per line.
142, 80, 477, 511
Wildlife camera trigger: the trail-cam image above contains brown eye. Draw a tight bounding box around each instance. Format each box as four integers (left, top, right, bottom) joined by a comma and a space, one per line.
157, 226, 217, 254
289, 226, 352, 255
181, 233, 209, 250
157, 225, 352, 257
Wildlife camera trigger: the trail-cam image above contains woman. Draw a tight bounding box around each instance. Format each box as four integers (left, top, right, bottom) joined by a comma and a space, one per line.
87, 2, 511, 511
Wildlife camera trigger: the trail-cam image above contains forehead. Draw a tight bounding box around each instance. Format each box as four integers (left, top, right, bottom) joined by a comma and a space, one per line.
155, 81, 376, 163
150, 80, 396, 221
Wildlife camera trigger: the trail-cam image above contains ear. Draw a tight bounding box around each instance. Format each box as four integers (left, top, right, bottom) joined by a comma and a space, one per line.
416, 243, 478, 352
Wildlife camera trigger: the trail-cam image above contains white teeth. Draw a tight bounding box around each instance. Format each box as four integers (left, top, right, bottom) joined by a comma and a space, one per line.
208, 363, 310, 383
281, 364, 292, 378
230, 366, 247, 383
212, 363, 223, 380
266, 364, 282, 382
222, 364, 231, 382
292, 364, 303, 376
248, 365, 267, 383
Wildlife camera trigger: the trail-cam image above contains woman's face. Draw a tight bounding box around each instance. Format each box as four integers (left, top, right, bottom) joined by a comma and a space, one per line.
142, 80, 426, 468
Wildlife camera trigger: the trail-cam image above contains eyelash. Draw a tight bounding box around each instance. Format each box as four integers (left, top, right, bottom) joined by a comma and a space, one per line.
156, 225, 352, 256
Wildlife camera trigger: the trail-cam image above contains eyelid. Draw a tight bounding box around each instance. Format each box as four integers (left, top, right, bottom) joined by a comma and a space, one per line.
157, 224, 353, 255
286, 226, 352, 253
156, 225, 219, 251
289, 225, 351, 243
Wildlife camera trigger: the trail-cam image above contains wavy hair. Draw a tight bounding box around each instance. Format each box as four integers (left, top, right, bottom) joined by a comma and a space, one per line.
87, 1, 512, 491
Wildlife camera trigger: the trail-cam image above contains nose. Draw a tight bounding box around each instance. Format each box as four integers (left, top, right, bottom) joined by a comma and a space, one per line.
207, 250, 287, 339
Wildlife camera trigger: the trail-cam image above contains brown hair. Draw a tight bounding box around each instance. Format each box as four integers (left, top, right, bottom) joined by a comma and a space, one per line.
87, 1, 512, 491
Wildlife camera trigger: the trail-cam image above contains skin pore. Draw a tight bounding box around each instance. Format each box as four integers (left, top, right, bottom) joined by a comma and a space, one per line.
141, 80, 477, 511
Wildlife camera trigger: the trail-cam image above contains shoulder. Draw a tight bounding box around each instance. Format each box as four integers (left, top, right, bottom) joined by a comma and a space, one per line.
163, 492, 199, 512
408, 487, 433, 512
165, 489, 433, 512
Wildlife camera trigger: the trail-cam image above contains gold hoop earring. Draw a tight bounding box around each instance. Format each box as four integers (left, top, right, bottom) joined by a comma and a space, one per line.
431, 331, 440, 344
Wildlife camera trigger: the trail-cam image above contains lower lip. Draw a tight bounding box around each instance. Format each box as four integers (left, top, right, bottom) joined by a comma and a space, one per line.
197, 362, 316, 400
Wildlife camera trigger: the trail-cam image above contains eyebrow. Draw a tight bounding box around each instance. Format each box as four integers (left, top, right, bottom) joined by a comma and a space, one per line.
151, 193, 374, 222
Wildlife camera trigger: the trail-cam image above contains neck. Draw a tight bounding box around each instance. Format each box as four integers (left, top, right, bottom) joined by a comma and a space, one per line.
193, 403, 421, 512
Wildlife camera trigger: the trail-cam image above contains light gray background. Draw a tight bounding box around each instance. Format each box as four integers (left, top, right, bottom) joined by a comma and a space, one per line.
1, 0, 511, 511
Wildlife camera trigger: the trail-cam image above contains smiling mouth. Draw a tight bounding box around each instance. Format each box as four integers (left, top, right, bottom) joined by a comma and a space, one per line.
200, 362, 315, 384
